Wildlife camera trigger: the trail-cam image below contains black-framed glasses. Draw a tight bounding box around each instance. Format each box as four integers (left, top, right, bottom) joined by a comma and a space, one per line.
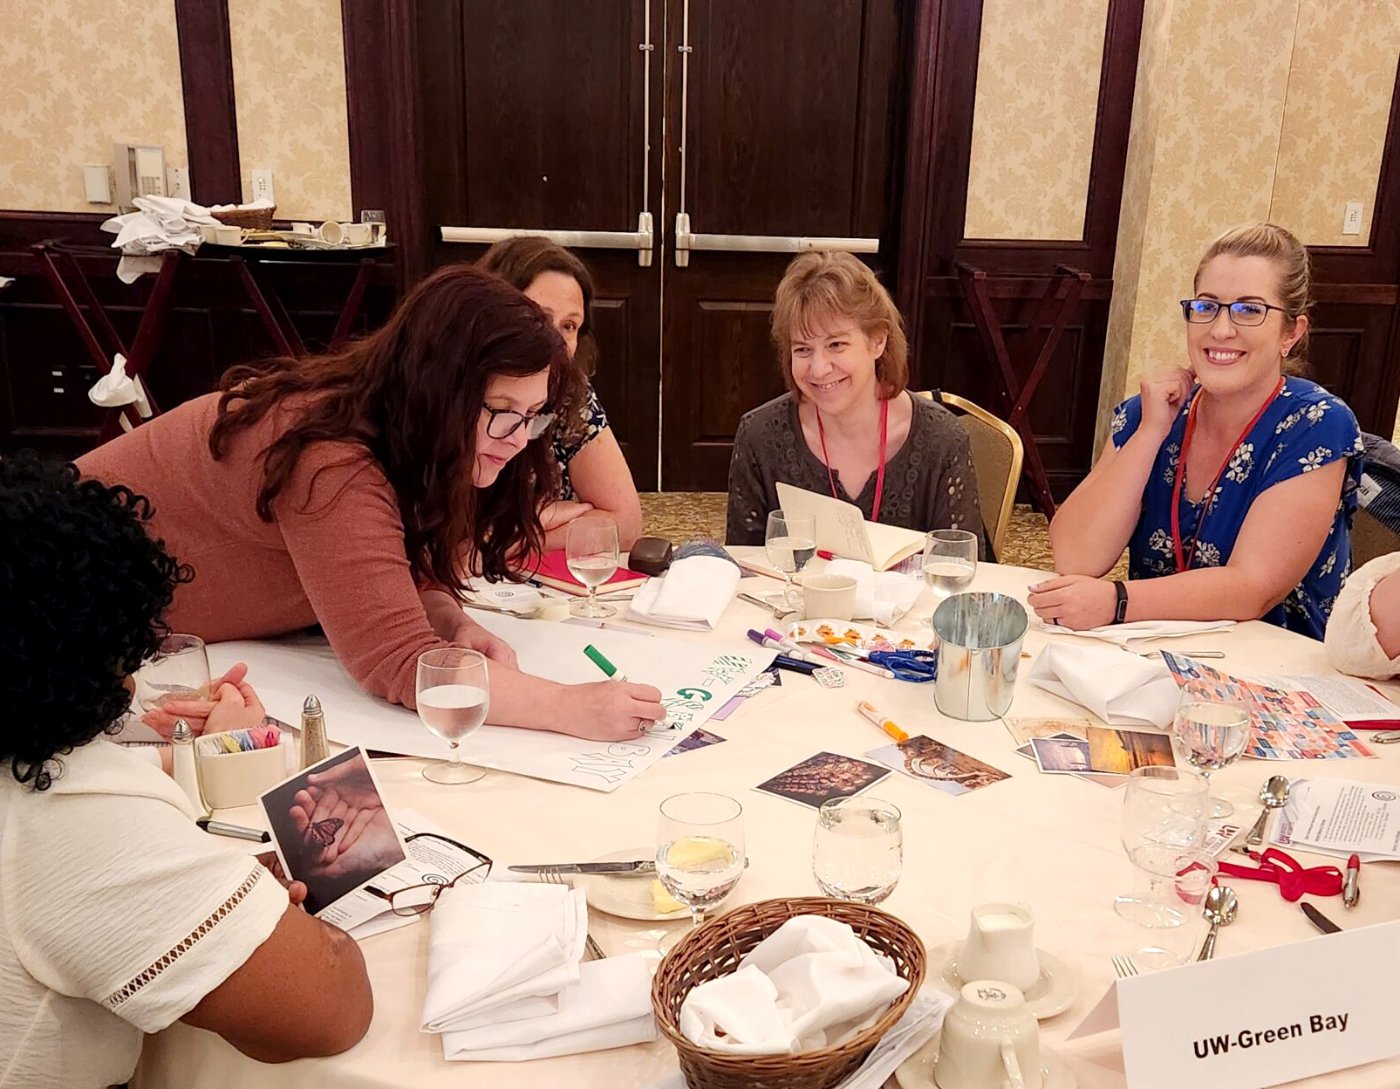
364, 832, 493, 916
1179, 298, 1289, 327
482, 404, 555, 441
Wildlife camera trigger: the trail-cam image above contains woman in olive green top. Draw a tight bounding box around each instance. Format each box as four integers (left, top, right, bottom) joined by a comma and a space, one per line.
726, 252, 980, 547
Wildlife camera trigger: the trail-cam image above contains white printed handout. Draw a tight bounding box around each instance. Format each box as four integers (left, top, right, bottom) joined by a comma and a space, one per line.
209, 612, 771, 791
1274, 778, 1400, 861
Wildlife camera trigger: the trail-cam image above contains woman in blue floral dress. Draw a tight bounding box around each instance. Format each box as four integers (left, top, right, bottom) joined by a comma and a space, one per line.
1031, 224, 1362, 639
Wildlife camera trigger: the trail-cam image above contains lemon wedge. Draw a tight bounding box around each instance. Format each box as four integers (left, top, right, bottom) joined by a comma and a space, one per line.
651, 880, 684, 914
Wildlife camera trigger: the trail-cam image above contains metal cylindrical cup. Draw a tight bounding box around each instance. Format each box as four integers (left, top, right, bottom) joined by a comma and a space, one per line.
931, 592, 1029, 720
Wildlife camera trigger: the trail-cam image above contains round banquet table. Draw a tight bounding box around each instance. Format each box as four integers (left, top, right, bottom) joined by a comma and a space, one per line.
133, 554, 1400, 1089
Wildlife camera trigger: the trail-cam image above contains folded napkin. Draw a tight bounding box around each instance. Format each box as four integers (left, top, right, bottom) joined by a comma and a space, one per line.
628, 555, 740, 630
1038, 616, 1236, 647
822, 560, 922, 625
441, 953, 656, 1061
679, 915, 910, 1055
1028, 642, 1181, 728
421, 881, 587, 1032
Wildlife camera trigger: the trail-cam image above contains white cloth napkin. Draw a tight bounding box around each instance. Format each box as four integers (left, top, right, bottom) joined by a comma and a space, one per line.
421, 881, 587, 1032
628, 555, 740, 630
101, 196, 222, 282
1038, 616, 1236, 646
441, 953, 657, 1061
1028, 642, 1181, 728
679, 915, 910, 1055
821, 559, 922, 625
87, 353, 153, 421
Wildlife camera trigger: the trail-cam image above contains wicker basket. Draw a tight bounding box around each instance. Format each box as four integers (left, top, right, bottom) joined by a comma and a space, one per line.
651, 897, 926, 1089
213, 204, 276, 230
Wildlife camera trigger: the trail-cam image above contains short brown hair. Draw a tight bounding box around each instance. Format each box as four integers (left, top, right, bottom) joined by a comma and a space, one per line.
1195, 223, 1312, 373
770, 252, 909, 397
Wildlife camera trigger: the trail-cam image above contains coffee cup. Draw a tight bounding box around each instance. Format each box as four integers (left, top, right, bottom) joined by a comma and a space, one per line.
955, 902, 1040, 993
933, 980, 1042, 1089
802, 574, 857, 621
345, 222, 372, 246
317, 220, 345, 245
290, 221, 315, 236
196, 223, 220, 243
214, 225, 242, 246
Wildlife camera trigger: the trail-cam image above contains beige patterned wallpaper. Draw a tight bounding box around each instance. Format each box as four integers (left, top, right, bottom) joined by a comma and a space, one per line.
0, 0, 188, 212
1270, 0, 1400, 248
964, 0, 1110, 241
228, 0, 352, 222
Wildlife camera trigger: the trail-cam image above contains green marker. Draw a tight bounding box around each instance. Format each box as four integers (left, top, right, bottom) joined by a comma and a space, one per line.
584, 644, 627, 682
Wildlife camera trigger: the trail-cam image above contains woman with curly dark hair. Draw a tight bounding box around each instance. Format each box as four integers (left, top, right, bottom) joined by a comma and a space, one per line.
477, 237, 643, 548
78, 264, 664, 739
0, 453, 371, 1086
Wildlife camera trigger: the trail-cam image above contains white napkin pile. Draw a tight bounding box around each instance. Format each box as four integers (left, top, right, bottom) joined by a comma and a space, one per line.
101, 195, 221, 282
1038, 615, 1235, 647
87, 352, 152, 420
678, 915, 910, 1055
421, 882, 655, 1061
629, 555, 740, 631
822, 559, 922, 626
1028, 642, 1181, 728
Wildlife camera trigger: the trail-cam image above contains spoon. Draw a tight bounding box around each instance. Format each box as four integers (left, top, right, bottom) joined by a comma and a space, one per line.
1237, 776, 1290, 852
1196, 885, 1239, 961
737, 592, 797, 620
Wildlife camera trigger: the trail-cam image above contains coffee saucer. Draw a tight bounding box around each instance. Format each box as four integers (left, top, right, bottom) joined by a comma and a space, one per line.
893, 1029, 1076, 1089
925, 942, 1078, 1020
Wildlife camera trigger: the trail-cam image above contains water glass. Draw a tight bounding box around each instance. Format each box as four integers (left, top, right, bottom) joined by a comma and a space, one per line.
416, 648, 489, 785
567, 515, 620, 618
764, 511, 816, 608
1172, 699, 1250, 818
1121, 851, 1217, 969
656, 793, 745, 948
922, 529, 978, 601
134, 634, 211, 713
1114, 766, 1208, 927
813, 796, 902, 904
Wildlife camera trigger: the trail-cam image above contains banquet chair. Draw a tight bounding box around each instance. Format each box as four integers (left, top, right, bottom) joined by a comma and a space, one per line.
918, 390, 1023, 558
1353, 507, 1400, 569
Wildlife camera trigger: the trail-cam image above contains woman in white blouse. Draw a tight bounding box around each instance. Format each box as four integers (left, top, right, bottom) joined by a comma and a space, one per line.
0, 454, 372, 1088
1325, 555, 1400, 678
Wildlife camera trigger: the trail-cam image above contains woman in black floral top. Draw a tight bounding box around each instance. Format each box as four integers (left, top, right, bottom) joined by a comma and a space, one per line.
726, 252, 981, 549
478, 239, 643, 549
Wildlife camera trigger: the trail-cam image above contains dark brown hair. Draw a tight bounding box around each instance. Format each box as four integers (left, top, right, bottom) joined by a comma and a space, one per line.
477, 237, 597, 442
208, 264, 569, 587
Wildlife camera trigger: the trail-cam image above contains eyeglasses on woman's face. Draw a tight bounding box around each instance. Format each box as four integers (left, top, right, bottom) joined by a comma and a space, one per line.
481, 404, 555, 441
363, 833, 493, 916
1179, 298, 1288, 328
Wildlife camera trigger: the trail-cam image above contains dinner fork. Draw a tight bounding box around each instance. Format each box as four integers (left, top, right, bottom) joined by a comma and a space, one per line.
537, 867, 607, 960
1111, 954, 1139, 979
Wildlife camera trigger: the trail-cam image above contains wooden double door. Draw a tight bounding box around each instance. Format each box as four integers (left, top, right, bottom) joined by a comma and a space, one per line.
417, 0, 907, 490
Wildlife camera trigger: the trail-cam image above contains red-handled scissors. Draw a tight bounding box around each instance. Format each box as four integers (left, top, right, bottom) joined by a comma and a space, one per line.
1216, 847, 1343, 901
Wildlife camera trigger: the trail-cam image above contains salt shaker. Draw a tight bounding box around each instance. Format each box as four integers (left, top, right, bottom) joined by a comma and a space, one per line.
171, 719, 206, 813
300, 694, 330, 769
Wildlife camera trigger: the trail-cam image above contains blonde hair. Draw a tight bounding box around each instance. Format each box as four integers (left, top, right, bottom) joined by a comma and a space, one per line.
1194, 223, 1311, 373
770, 252, 909, 396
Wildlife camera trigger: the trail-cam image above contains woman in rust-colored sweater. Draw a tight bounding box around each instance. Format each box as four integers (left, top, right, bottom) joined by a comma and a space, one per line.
78, 265, 664, 740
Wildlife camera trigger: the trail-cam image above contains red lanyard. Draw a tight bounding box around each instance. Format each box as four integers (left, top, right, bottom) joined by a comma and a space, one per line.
1170, 378, 1283, 571
815, 397, 888, 523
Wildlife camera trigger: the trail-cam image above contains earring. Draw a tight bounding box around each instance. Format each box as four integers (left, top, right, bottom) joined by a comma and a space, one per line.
1282, 347, 1290, 358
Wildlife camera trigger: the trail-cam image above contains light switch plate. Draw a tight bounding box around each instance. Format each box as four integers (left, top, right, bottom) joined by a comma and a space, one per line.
251, 168, 275, 205
82, 163, 112, 204
1343, 201, 1363, 235
166, 165, 190, 201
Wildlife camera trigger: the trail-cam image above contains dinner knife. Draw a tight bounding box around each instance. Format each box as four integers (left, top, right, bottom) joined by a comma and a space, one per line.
508, 861, 656, 877
1300, 902, 1342, 934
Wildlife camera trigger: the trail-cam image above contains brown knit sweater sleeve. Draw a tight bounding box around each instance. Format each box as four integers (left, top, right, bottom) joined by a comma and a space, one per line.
275, 442, 453, 708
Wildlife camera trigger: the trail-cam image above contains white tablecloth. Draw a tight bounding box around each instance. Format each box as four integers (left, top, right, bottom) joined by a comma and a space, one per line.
133, 556, 1400, 1089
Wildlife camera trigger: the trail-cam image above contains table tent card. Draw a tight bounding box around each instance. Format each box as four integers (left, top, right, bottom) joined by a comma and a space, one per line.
208, 614, 771, 792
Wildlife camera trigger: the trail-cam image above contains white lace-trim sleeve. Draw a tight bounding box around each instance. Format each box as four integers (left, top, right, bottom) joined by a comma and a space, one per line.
1325, 552, 1400, 679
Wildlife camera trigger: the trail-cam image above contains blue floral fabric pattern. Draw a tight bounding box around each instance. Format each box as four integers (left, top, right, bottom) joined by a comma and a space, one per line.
551, 384, 610, 501
1110, 377, 1364, 639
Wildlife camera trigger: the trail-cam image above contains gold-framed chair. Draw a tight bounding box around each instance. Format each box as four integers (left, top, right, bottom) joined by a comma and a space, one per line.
917, 390, 1023, 558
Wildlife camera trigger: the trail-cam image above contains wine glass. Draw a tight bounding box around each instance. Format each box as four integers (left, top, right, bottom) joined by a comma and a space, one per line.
1114, 766, 1208, 927
415, 648, 489, 785
567, 515, 620, 618
656, 793, 745, 952
813, 796, 902, 904
922, 529, 978, 602
764, 511, 816, 609
134, 634, 211, 713
1172, 699, 1250, 818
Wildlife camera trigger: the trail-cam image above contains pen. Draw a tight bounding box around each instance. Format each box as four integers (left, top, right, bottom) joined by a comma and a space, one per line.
771, 653, 819, 676
857, 700, 908, 744
823, 646, 899, 680
748, 629, 826, 666
817, 549, 835, 560
1343, 853, 1360, 909
196, 818, 271, 843
583, 644, 627, 682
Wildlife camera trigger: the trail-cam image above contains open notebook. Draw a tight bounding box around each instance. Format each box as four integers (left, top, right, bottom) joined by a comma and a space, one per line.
776, 482, 926, 572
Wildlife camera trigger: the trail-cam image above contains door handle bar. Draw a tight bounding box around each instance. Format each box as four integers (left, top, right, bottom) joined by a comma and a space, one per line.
440, 215, 655, 265
673, 213, 878, 263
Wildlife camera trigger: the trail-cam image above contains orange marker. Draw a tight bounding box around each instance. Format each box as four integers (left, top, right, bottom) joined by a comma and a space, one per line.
857, 700, 908, 745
